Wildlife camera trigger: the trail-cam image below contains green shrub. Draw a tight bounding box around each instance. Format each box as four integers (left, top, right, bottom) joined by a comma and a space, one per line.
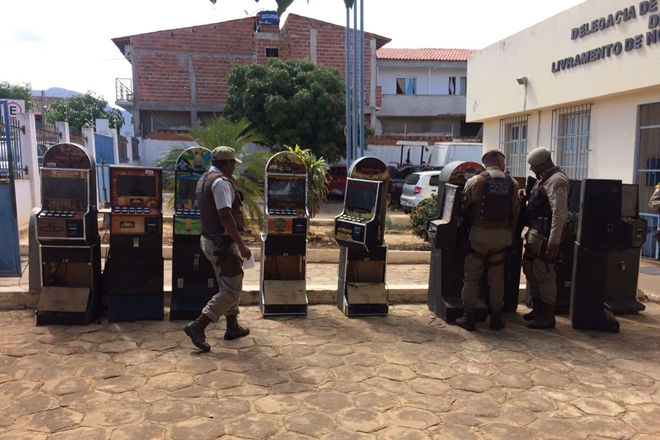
409, 194, 438, 241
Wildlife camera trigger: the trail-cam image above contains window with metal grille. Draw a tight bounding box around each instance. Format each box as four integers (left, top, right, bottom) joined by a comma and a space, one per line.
551, 104, 592, 180
635, 102, 660, 257
265, 47, 279, 58
499, 115, 529, 177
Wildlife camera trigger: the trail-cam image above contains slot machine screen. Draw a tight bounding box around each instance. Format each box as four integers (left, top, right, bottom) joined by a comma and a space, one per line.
345, 180, 378, 211
621, 184, 639, 217
267, 177, 305, 206
177, 177, 199, 201
116, 175, 157, 197
42, 176, 87, 210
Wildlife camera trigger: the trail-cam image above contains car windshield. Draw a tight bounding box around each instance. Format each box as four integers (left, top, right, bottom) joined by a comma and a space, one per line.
405, 174, 421, 185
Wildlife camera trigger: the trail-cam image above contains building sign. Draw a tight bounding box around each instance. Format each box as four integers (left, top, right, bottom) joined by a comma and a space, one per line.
551, 1, 660, 73
0, 100, 25, 120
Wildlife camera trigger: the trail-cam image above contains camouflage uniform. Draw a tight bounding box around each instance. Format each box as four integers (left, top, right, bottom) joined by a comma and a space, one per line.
522, 166, 569, 306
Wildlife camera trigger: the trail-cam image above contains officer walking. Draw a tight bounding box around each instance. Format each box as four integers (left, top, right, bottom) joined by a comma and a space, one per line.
183, 146, 252, 352
454, 149, 519, 332
520, 147, 569, 329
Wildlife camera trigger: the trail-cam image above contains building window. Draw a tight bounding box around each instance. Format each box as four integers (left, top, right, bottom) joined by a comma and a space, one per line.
499, 115, 529, 177
396, 77, 416, 95
448, 77, 456, 95
551, 104, 592, 180
459, 77, 467, 96
265, 47, 279, 58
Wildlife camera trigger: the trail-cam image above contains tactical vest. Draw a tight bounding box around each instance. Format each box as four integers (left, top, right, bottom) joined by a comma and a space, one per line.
525, 166, 568, 233
469, 171, 515, 229
197, 171, 245, 238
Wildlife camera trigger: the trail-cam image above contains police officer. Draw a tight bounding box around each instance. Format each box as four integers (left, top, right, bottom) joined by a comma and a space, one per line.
454, 149, 520, 332
183, 146, 252, 352
520, 147, 569, 330
649, 183, 660, 212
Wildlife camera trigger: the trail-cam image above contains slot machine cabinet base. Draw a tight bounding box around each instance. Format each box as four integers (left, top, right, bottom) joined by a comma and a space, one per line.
36, 286, 103, 326
108, 294, 164, 322
169, 295, 214, 321
37, 243, 103, 326
336, 246, 389, 317
260, 280, 308, 317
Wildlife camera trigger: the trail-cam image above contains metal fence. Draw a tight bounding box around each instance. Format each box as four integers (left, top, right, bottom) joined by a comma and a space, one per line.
36, 122, 61, 166
70, 130, 86, 147
0, 118, 25, 180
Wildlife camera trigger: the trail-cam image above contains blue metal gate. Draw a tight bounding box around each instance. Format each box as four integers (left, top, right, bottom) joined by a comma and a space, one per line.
0, 100, 22, 277
95, 133, 115, 206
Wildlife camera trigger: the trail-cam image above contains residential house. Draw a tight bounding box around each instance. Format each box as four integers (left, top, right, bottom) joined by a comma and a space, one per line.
374, 48, 481, 139
112, 12, 389, 142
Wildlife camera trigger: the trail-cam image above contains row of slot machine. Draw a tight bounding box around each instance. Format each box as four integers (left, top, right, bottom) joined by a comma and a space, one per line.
32, 142, 395, 324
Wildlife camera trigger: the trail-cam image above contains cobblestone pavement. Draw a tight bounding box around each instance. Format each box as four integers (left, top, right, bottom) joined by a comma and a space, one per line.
1, 302, 660, 440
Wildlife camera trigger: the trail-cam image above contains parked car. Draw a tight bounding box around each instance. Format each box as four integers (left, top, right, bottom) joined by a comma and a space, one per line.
388, 164, 439, 204
399, 170, 442, 214
326, 163, 347, 197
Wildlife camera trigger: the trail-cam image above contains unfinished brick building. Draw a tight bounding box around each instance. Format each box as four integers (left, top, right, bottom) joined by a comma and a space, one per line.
112, 13, 390, 139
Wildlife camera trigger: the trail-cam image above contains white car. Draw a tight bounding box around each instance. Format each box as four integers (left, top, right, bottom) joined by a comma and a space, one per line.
399, 170, 441, 214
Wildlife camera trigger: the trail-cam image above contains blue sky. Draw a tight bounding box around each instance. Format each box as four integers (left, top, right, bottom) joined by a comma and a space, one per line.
2, 0, 584, 108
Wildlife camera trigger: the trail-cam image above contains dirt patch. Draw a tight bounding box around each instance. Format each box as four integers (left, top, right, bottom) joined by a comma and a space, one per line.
99, 221, 430, 251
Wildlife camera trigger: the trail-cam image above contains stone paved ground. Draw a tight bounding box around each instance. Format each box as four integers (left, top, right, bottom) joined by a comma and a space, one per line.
1, 303, 660, 440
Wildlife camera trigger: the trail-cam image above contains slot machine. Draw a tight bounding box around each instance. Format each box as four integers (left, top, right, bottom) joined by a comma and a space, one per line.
425, 161, 485, 323
169, 147, 217, 320
260, 151, 309, 316
105, 166, 163, 321
571, 180, 647, 332
334, 157, 390, 316
35, 142, 102, 325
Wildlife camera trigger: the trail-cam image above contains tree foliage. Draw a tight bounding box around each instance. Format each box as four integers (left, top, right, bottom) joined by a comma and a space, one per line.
275, 0, 355, 16
44, 91, 124, 132
224, 59, 347, 163
409, 193, 437, 241
0, 81, 33, 111
285, 144, 329, 218
157, 116, 270, 229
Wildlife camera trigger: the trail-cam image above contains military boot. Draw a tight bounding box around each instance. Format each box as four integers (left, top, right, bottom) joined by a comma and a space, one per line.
183, 313, 213, 352
224, 315, 250, 340
523, 297, 543, 322
454, 309, 476, 332
489, 309, 505, 331
528, 303, 556, 329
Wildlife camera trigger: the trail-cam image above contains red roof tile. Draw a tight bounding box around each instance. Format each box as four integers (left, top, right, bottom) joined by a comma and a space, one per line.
376, 48, 473, 62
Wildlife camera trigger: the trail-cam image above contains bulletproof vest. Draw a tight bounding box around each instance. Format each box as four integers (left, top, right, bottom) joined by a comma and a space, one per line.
470, 171, 515, 229
526, 167, 567, 233
197, 171, 245, 237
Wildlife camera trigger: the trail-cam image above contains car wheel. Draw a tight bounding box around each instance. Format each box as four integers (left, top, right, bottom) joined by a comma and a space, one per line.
402, 207, 411, 214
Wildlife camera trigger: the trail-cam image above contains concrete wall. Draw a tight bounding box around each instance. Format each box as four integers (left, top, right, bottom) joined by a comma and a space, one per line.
469, 0, 660, 183
468, 0, 660, 121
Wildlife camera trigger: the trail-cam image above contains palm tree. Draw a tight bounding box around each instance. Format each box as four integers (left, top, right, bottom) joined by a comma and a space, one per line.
157, 116, 270, 230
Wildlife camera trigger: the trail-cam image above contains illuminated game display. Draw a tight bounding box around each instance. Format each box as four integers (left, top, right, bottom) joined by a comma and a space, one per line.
260, 151, 309, 316
334, 157, 390, 316
106, 166, 163, 322
170, 147, 217, 320
35, 142, 102, 325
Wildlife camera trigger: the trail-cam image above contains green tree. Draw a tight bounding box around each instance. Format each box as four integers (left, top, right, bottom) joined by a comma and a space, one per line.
44, 91, 124, 132
224, 59, 347, 163
0, 81, 33, 111
409, 193, 437, 241
157, 116, 270, 230
285, 145, 329, 218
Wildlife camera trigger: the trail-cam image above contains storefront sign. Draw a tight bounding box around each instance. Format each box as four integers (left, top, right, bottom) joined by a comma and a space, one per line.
552, 1, 660, 73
